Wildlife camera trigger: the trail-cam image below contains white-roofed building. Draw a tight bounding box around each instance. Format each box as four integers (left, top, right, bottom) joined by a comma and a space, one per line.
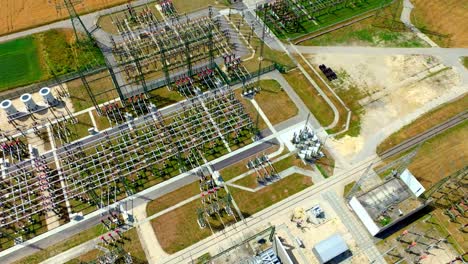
312, 234, 350, 263
349, 169, 431, 236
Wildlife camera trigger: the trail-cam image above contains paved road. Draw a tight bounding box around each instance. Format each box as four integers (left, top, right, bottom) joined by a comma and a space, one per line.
400, 0, 438, 47
239, 8, 343, 131
0, 101, 288, 264
0, 0, 153, 44
155, 111, 467, 264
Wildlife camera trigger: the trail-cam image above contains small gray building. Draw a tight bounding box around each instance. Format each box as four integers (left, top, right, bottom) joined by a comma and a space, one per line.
312, 234, 349, 264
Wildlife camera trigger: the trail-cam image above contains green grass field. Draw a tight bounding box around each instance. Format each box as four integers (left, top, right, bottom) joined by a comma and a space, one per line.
300, 17, 428, 47
299, 0, 427, 47
0, 36, 45, 91
261, 0, 393, 40
0, 29, 105, 93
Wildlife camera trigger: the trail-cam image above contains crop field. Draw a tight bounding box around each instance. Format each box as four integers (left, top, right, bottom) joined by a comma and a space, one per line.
411, 0, 468, 47
0, 0, 128, 36
0, 36, 45, 90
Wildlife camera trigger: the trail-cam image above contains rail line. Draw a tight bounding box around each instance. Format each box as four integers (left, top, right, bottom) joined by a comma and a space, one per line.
161, 110, 468, 263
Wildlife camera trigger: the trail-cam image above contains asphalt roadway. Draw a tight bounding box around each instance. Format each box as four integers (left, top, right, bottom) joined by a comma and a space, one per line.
2, 105, 465, 263
0, 111, 277, 264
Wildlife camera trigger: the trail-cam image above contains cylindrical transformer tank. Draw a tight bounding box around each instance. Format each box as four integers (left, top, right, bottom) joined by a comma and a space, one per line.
20, 93, 38, 111
0, 100, 18, 115
39, 87, 57, 105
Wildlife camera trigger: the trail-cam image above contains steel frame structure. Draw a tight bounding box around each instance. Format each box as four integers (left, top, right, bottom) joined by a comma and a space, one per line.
107, 5, 235, 99
0, 87, 253, 245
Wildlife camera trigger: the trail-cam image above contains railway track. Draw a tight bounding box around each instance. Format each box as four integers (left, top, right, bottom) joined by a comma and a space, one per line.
161, 110, 468, 264
379, 110, 468, 159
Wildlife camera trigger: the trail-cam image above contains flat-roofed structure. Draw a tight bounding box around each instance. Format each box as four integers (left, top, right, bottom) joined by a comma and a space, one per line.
349, 169, 431, 236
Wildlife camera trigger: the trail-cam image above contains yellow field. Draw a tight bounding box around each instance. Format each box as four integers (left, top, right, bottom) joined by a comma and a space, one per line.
0, 0, 128, 36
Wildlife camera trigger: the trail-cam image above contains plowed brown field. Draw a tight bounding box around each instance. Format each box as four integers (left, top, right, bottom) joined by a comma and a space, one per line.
0, 0, 128, 36
411, 0, 468, 47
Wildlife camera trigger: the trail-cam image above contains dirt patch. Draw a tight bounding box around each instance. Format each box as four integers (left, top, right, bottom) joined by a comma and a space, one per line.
411, 0, 468, 47
0, 0, 127, 36
309, 54, 465, 159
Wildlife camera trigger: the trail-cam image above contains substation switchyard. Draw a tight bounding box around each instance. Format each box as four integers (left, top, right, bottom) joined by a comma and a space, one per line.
3, 0, 464, 263
0, 85, 255, 248
0, 0, 263, 254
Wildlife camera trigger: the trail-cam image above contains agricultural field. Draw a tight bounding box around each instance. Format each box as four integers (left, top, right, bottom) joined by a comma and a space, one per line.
0, 0, 128, 36
0, 36, 45, 90
0, 29, 104, 92
378, 121, 467, 190
407, 121, 467, 190
411, 0, 468, 47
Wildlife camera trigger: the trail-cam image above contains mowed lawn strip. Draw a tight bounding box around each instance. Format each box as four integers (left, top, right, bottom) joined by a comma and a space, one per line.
121, 228, 147, 263
234, 89, 268, 131
67, 71, 115, 111
407, 121, 467, 189
65, 228, 146, 264
151, 173, 312, 254
0, 36, 45, 90
219, 144, 281, 181
151, 200, 212, 254
256, 79, 298, 126
12, 224, 107, 264
234, 153, 311, 188
231, 173, 313, 216
234, 173, 258, 189
173, 0, 228, 14
146, 181, 200, 216
282, 69, 335, 127
377, 94, 468, 153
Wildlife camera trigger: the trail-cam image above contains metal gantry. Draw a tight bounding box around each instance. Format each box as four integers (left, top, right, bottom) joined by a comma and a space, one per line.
0, 87, 253, 247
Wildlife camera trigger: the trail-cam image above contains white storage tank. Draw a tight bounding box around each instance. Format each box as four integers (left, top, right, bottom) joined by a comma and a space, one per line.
39, 87, 57, 105
1, 100, 18, 115
20, 93, 38, 111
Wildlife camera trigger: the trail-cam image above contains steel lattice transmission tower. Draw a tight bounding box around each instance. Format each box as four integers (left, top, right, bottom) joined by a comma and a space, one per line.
53, 0, 93, 43
52, 0, 124, 114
